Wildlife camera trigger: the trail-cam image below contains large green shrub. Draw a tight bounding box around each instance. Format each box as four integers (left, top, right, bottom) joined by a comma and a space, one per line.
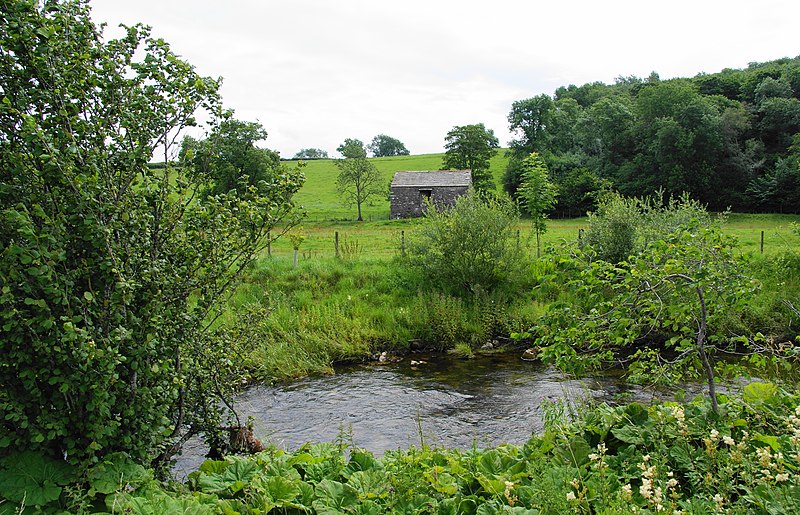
0, 0, 302, 466
406, 193, 523, 295
585, 192, 719, 263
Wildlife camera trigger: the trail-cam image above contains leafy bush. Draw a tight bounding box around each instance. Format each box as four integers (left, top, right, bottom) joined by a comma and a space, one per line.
585, 191, 719, 263
584, 194, 639, 262
406, 193, 524, 295
0, 0, 302, 467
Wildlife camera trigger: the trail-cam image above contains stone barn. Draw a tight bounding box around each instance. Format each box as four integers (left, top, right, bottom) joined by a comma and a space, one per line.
390, 170, 472, 219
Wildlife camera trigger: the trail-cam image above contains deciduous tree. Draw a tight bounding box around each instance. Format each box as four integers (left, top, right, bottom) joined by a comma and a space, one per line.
181, 115, 289, 196
335, 139, 382, 221
0, 0, 303, 467
518, 153, 558, 257
442, 123, 499, 192
368, 134, 409, 157
293, 148, 329, 160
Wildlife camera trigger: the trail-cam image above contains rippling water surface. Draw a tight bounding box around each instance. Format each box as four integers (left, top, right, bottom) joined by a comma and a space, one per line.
175, 353, 698, 477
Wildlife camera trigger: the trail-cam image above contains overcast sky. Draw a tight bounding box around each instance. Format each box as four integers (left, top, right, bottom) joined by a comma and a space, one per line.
89, 0, 800, 158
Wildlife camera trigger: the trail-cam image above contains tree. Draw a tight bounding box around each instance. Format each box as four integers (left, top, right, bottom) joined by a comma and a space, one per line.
442, 123, 499, 192
407, 193, 523, 295
337, 138, 368, 158
537, 199, 752, 412
180, 116, 287, 196
507, 95, 554, 154
0, 0, 303, 467
518, 153, 558, 257
293, 148, 329, 160
368, 134, 410, 157
335, 139, 382, 221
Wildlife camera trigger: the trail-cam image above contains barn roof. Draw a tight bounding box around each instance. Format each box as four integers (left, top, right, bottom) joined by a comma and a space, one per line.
391, 170, 472, 187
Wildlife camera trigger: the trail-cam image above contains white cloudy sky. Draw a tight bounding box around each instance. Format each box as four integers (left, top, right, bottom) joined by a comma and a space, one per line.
89, 0, 799, 158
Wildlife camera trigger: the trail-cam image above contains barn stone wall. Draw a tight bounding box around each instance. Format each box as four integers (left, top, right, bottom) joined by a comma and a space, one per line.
390, 185, 469, 218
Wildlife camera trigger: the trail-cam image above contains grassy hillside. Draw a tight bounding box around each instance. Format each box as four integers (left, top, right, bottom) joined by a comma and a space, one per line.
292, 151, 510, 222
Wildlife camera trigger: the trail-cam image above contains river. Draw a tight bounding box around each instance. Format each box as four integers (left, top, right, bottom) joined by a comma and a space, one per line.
174, 352, 708, 477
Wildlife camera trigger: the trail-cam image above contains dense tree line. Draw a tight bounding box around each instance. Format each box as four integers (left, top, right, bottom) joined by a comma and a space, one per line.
505, 57, 800, 215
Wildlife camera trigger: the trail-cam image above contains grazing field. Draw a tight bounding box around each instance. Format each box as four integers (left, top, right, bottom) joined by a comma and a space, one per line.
271, 154, 800, 259
291, 151, 510, 222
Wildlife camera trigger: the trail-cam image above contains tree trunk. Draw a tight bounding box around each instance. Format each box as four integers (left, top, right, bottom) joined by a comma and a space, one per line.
695, 285, 718, 413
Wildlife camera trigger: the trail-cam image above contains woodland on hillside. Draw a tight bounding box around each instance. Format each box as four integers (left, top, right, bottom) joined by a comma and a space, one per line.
504, 58, 800, 216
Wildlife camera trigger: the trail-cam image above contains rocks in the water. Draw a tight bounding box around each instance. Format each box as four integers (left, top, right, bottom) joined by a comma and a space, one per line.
521, 348, 539, 361
410, 360, 426, 366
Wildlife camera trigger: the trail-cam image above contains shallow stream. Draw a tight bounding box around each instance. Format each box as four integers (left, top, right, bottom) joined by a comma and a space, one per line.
175, 353, 707, 477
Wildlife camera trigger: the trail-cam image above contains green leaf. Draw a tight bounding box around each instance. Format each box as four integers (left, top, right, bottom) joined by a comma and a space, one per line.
743, 382, 778, 403
312, 479, 359, 513
263, 475, 300, 506
196, 458, 258, 495
755, 434, 781, 452
87, 452, 150, 495
0, 452, 75, 505
611, 425, 645, 445
348, 469, 390, 498
556, 435, 591, 467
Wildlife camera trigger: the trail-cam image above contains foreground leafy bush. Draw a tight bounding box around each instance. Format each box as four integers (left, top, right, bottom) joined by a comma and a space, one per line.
0, 0, 302, 467
3, 386, 799, 513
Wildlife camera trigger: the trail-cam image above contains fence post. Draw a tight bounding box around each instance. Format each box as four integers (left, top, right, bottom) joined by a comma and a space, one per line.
267, 231, 271, 257
760, 230, 764, 254
401, 230, 405, 257
335, 231, 339, 258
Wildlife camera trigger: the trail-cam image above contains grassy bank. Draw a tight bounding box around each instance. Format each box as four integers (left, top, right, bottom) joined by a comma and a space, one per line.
224, 256, 542, 383
223, 218, 800, 386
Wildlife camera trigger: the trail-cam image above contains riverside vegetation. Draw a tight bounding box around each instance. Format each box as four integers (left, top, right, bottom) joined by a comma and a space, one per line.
3, 1, 800, 513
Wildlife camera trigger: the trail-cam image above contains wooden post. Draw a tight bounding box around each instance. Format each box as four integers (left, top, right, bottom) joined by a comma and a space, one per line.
293, 248, 298, 269
267, 231, 271, 257
760, 230, 764, 254
401, 230, 405, 257
335, 231, 339, 258
516, 229, 520, 250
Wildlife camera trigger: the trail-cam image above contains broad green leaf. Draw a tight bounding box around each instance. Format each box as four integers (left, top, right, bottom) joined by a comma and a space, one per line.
344, 450, 382, 477
87, 452, 150, 495
0, 452, 75, 505
348, 469, 390, 498
196, 458, 258, 495
312, 479, 359, 513
755, 434, 781, 452
743, 382, 778, 403
264, 475, 300, 506
611, 425, 645, 445
556, 435, 591, 467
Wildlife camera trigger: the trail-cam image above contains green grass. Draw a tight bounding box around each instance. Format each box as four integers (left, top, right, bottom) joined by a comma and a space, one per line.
291, 151, 510, 222
274, 153, 800, 258
266, 214, 800, 259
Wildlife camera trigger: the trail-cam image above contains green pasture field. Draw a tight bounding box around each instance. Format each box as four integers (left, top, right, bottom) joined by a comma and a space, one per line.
276, 152, 800, 259
292, 151, 509, 222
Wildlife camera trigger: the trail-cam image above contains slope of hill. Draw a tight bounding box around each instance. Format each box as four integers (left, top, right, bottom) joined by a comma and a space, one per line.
291, 152, 509, 221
